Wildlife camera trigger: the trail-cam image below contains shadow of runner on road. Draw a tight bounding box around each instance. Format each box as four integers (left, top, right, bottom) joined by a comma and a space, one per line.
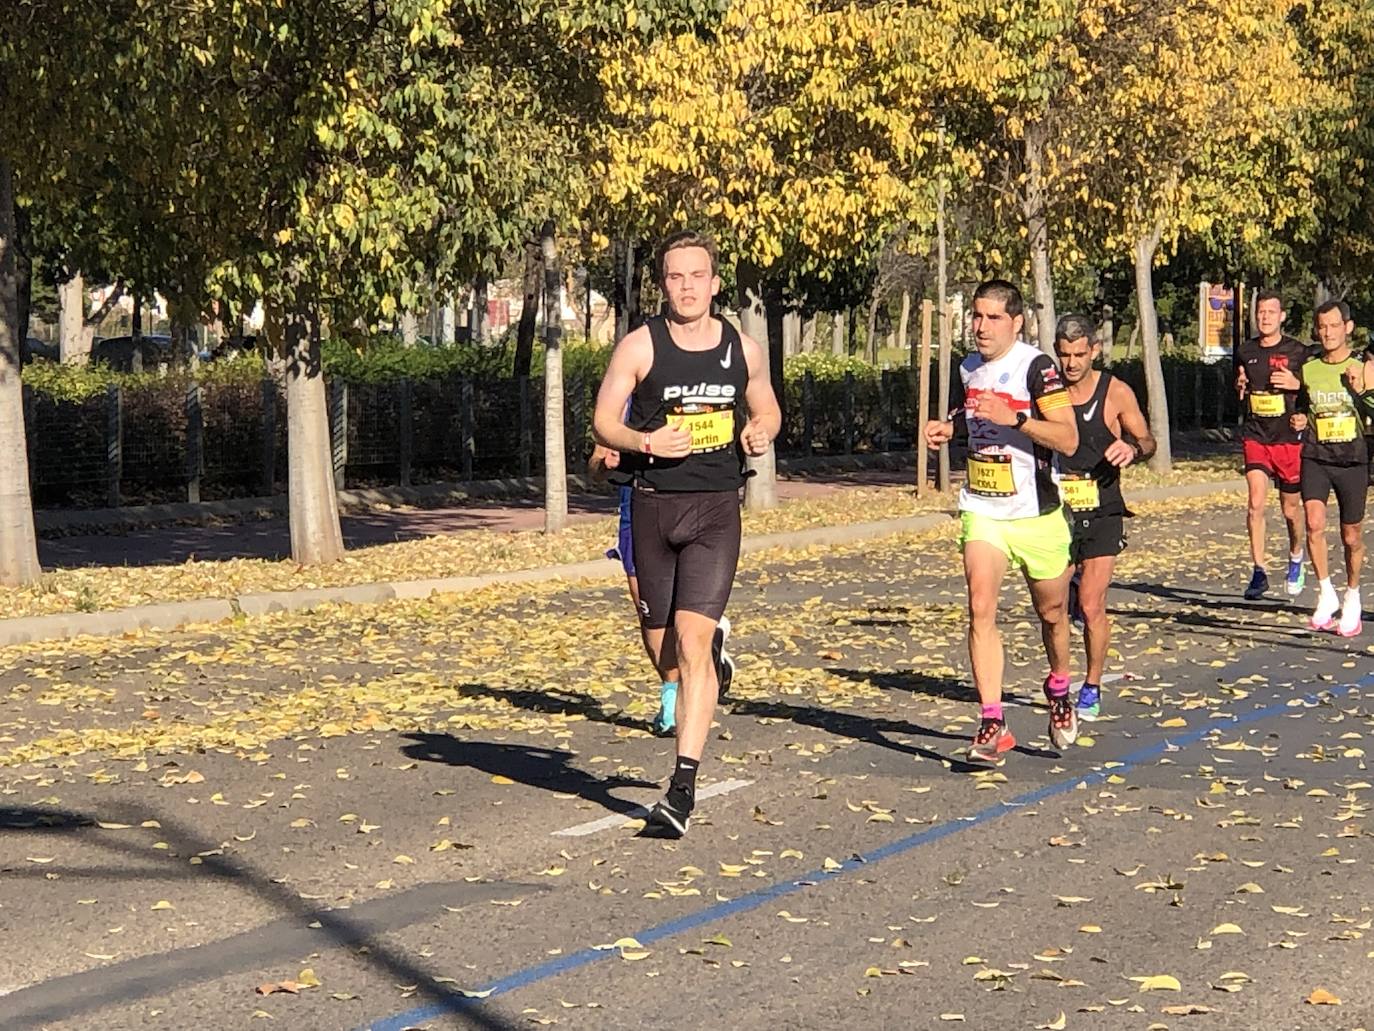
454, 682, 650, 734
728, 698, 995, 774
825, 666, 1042, 710
400, 735, 657, 816
0, 804, 524, 1031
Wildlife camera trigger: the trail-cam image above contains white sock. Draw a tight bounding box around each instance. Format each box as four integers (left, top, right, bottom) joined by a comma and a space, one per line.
1291, 550, 1304, 561
1345, 586, 1360, 601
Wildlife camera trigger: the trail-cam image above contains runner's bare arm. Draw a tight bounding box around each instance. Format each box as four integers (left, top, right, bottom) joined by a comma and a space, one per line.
587, 444, 620, 484
971, 390, 1077, 454
593, 328, 691, 458
924, 419, 954, 448
1106, 378, 1156, 466
740, 332, 782, 455
1022, 402, 1078, 456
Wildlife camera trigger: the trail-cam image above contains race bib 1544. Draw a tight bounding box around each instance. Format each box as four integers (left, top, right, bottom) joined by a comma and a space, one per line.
673, 405, 735, 453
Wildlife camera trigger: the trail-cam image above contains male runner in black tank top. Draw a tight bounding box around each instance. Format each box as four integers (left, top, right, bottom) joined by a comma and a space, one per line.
1054, 315, 1156, 722
592, 231, 781, 838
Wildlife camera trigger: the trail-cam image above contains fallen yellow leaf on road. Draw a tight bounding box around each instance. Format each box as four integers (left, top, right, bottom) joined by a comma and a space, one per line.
1131, 975, 1182, 992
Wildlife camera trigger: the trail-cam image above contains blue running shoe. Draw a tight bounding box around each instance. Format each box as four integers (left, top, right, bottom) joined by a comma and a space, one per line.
1285, 555, 1306, 597
1243, 567, 1269, 601
652, 682, 678, 737
1076, 683, 1101, 722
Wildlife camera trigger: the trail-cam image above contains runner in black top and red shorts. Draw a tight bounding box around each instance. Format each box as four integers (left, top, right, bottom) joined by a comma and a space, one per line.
1234, 290, 1311, 600
1054, 315, 1156, 722
593, 231, 781, 838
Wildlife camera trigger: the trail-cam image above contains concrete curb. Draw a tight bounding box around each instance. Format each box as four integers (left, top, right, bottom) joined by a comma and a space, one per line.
0, 477, 1245, 649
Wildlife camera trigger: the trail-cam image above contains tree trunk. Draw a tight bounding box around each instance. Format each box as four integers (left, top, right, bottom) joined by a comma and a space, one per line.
399, 311, 420, 346
0, 160, 43, 585
831, 311, 845, 355
471, 275, 487, 344
60, 272, 91, 364
540, 220, 568, 533
167, 295, 198, 366
283, 301, 345, 565
614, 237, 632, 341
738, 259, 776, 511
1134, 229, 1171, 473
1023, 124, 1057, 355
513, 239, 541, 376
14, 209, 31, 362
801, 314, 816, 353
783, 310, 801, 356
1099, 305, 1115, 367
898, 290, 912, 367
936, 142, 952, 491
865, 293, 881, 363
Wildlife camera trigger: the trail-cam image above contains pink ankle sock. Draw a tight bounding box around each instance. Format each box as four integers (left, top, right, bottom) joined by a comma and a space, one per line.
980, 702, 1003, 721
1046, 673, 1071, 698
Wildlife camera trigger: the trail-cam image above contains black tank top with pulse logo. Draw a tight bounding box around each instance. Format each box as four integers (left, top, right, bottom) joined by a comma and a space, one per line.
626, 315, 747, 492
1058, 371, 1125, 517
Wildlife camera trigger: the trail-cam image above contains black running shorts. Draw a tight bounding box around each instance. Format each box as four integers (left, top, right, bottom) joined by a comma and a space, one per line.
1301, 460, 1368, 524
629, 488, 741, 629
1069, 512, 1126, 563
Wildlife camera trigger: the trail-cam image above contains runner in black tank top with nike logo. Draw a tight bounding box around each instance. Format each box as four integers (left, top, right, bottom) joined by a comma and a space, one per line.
592, 231, 782, 839
1054, 317, 1156, 722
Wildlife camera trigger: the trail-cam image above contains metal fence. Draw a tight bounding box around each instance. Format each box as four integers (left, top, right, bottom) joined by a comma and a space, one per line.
23, 358, 1241, 509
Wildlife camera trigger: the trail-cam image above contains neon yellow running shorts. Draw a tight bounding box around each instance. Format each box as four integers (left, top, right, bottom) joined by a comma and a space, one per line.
959, 507, 1072, 582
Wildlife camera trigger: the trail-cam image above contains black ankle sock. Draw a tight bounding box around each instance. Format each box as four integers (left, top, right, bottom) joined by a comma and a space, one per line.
669, 756, 699, 806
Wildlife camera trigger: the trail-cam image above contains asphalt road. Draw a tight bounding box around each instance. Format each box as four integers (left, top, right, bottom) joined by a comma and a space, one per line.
1, 494, 1370, 1030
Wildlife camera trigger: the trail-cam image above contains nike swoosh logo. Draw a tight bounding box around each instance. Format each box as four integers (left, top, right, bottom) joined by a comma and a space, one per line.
720, 343, 732, 369
1082, 400, 1100, 422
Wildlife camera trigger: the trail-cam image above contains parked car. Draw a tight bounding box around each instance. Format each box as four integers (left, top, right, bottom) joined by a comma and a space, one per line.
24, 337, 58, 363
91, 334, 174, 372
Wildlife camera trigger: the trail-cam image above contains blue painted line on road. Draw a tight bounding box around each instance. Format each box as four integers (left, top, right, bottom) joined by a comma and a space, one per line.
359, 675, 1365, 1031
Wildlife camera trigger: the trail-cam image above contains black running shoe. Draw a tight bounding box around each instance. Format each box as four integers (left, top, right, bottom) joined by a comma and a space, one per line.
1243, 567, 1269, 601
712, 615, 733, 699
640, 789, 692, 839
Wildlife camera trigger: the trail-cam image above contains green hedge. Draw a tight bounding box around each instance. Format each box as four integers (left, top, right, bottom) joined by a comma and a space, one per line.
23, 338, 615, 400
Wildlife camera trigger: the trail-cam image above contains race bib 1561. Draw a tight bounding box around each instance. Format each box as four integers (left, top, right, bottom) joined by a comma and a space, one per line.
1059, 473, 1101, 511
1249, 392, 1286, 417
968, 453, 1015, 496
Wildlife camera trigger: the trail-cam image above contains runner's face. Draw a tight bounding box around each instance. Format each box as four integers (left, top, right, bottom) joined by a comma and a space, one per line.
1315, 308, 1350, 352
1054, 336, 1097, 384
970, 297, 1022, 358
1256, 299, 1284, 337
661, 247, 719, 321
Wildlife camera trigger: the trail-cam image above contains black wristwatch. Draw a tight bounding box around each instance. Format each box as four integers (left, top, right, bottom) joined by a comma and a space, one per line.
1014, 411, 1029, 429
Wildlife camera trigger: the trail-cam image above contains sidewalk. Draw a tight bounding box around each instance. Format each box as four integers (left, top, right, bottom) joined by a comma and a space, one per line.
3, 476, 1243, 649
38, 466, 919, 570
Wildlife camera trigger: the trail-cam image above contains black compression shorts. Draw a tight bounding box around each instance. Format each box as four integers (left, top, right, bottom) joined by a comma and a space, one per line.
1069, 512, 1126, 563
629, 489, 741, 629
1301, 460, 1368, 524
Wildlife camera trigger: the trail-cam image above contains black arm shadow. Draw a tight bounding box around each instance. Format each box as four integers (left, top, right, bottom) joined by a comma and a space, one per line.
0, 804, 522, 1030
399, 733, 656, 815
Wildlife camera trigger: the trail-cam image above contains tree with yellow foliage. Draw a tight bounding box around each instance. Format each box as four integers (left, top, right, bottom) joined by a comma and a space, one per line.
599, 0, 968, 505
1067, 0, 1325, 471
